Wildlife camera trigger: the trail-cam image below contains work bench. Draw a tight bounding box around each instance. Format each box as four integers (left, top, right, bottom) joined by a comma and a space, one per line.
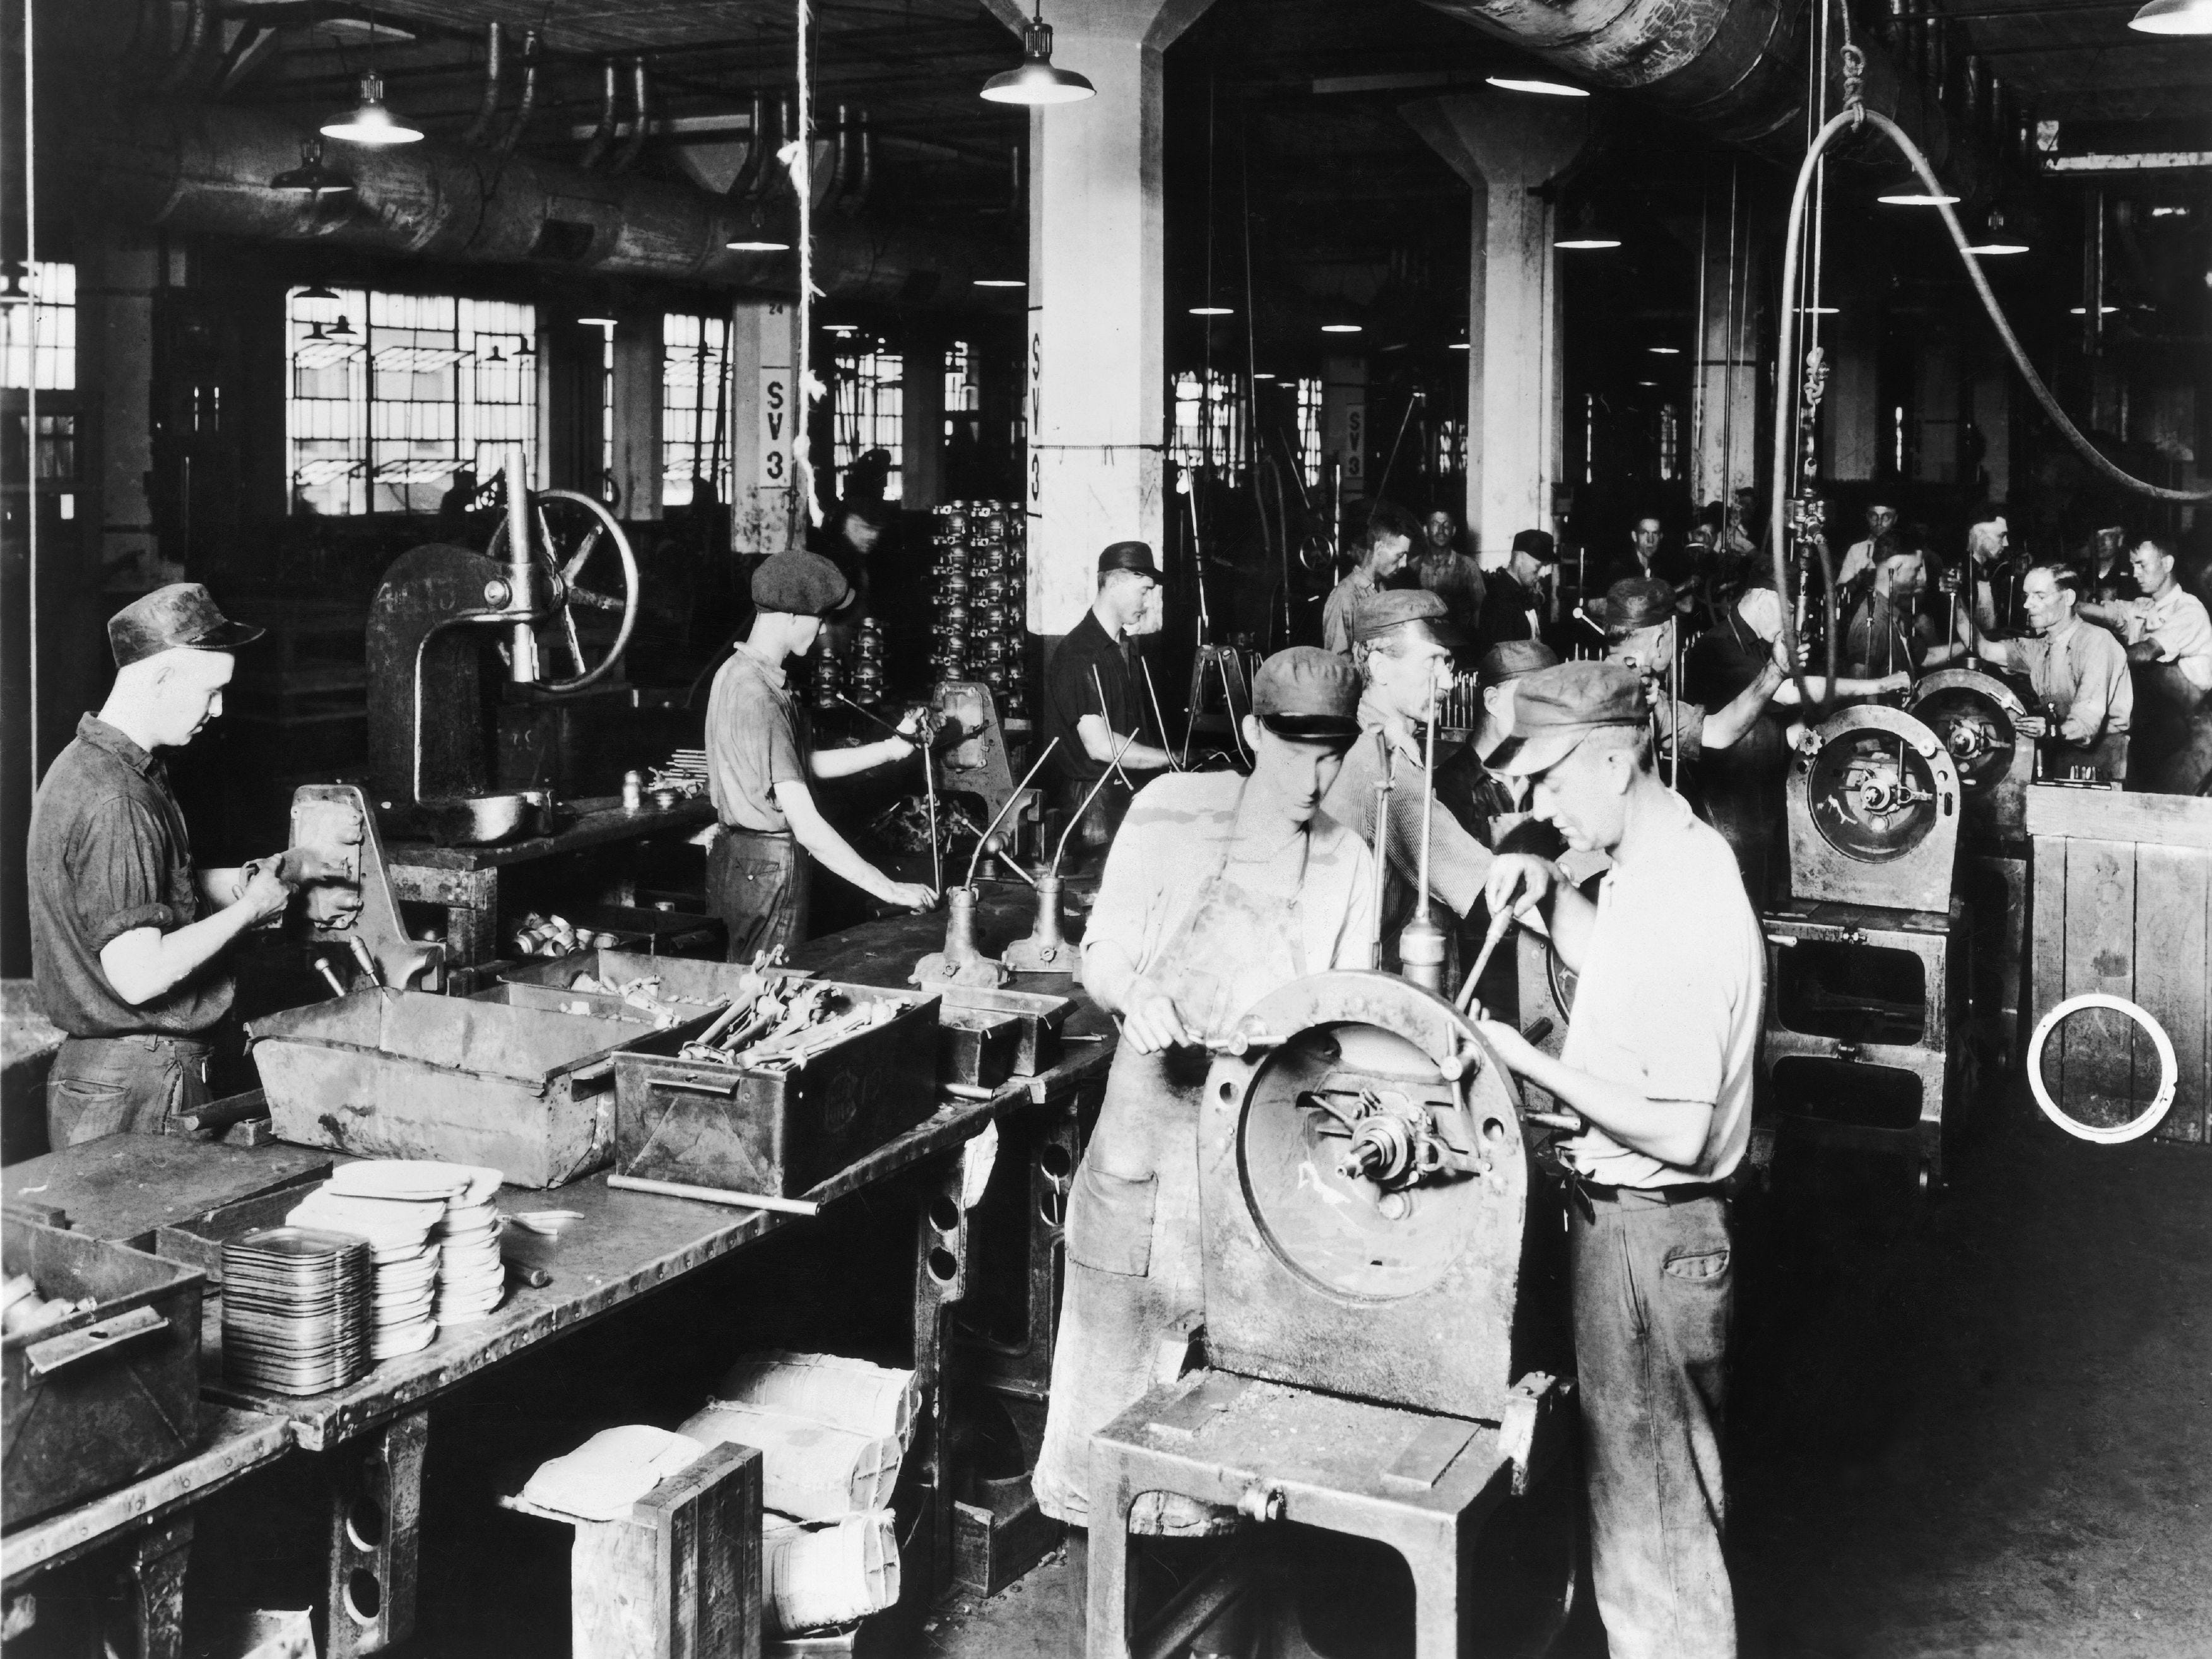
1, 878, 1112, 1658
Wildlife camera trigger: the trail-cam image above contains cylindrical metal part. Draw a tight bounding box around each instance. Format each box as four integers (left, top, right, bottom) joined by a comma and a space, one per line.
1397, 915, 1450, 996
504, 446, 536, 683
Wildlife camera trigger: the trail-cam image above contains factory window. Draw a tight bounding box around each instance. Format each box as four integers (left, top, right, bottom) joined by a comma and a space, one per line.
1295, 377, 1323, 488
597, 323, 617, 504
1432, 418, 1466, 482
1659, 404, 1681, 482
1171, 369, 1243, 476
285, 286, 537, 516
662, 313, 733, 509
1, 261, 75, 391
944, 340, 979, 442
832, 348, 903, 495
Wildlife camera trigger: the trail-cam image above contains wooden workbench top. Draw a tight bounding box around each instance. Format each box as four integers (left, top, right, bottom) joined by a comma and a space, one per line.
382, 794, 714, 871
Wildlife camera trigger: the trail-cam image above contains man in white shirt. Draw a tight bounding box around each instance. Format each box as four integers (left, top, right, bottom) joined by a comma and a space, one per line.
1472, 661, 1763, 1659
1322, 502, 1418, 656
1960, 562, 2132, 781
2110, 538, 2212, 793
1834, 495, 1900, 595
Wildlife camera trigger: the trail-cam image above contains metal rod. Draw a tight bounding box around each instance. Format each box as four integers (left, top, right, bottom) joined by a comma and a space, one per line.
1370, 749, 1394, 970
965, 738, 1059, 890
607, 1172, 821, 1217
504, 444, 536, 683
1139, 658, 1174, 770
1091, 664, 1134, 789
922, 741, 941, 894
1416, 671, 1438, 924
1052, 730, 1140, 877
1455, 908, 1515, 1013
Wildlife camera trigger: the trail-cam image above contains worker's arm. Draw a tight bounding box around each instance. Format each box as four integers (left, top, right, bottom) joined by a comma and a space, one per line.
1957, 606, 2023, 670
1074, 714, 1174, 773
1700, 661, 1786, 750
100, 866, 292, 1007
1485, 854, 1597, 972
772, 779, 936, 909
808, 735, 914, 781
1082, 938, 1189, 1053
1472, 1021, 1717, 1169
1768, 668, 1910, 706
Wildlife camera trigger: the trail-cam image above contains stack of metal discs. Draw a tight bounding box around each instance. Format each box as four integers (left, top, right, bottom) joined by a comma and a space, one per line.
221, 1228, 372, 1396
849, 618, 886, 705
931, 499, 1027, 720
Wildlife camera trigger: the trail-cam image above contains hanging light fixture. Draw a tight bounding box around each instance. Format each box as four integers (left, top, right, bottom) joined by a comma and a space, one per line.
327, 314, 358, 339
1189, 305, 1233, 317
577, 314, 619, 329
514, 335, 537, 358
305, 321, 329, 341
1554, 203, 1621, 249
973, 278, 1027, 288
322, 72, 423, 146
2128, 0, 2212, 33
297, 283, 339, 302
1649, 345, 1682, 355
726, 199, 792, 254
483, 341, 507, 364
980, 4, 1096, 105
271, 137, 356, 197
1875, 158, 1958, 206
1321, 322, 1363, 334
1486, 76, 1589, 97
1964, 206, 2030, 255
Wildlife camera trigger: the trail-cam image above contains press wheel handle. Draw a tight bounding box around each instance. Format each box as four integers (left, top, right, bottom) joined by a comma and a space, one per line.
485, 488, 642, 692
25, 1305, 168, 1378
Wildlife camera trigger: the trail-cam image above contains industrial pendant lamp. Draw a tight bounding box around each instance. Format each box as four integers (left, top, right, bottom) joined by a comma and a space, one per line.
322, 72, 423, 146
2128, 0, 2212, 33
1875, 158, 1958, 206
980, 4, 1096, 106
726, 198, 792, 254
1554, 203, 1621, 250
1964, 206, 2030, 255
271, 137, 356, 198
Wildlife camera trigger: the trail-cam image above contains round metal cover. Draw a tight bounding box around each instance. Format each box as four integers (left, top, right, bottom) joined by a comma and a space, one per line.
2027, 993, 2177, 1143
1910, 670, 2025, 799
1804, 726, 1946, 864
1234, 1021, 1514, 1302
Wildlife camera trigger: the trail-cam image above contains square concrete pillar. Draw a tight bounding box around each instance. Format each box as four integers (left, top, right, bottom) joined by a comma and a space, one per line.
727, 298, 803, 557
985, 0, 1218, 634
611, 316, 664, 520
1403, 93, 1596, 565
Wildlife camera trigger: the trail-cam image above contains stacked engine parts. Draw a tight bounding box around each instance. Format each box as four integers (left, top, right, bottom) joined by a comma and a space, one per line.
931, 500, 1027, 720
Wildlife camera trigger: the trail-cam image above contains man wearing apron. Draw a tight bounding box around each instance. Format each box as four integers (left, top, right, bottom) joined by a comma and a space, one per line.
1033, 648, 1375, 1557
28, 585, 299, 1145
704, 550, 938, 960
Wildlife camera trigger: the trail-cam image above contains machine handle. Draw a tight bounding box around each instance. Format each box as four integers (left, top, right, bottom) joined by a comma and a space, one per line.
655, 1073, 743, 1099
25, 1306, 167, 1378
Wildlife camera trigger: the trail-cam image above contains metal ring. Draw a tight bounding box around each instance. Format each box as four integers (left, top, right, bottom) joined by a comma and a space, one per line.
2025, 993, 2177, 1144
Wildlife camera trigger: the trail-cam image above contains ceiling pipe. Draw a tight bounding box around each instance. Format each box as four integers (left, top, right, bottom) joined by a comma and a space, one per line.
611, 59, 650, 175
76, 97, 1015, 306
156, 0, 210, 93
826, 103, 856, 208
458, 21, 503, 149
843, 110, 874, 214
579, 61, 619, 170
727, 92, 769, 200
493, 28, 539, 158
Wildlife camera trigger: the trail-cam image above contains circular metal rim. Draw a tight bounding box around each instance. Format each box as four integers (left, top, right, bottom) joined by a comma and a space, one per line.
2025, 992, 2178, 1144
1909, 670, 2027, 794
1801, 709, 1953, 865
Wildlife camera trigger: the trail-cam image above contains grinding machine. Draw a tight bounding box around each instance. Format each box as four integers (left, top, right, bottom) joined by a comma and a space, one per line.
1766, 701, 1970, 1190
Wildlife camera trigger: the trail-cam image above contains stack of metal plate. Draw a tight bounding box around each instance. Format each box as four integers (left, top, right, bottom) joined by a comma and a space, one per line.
220, 1227, 372, 1396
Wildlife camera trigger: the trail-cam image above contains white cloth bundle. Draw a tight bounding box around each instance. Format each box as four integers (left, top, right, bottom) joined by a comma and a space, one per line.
674, 1403, 900, 1521
712, 1350, 921, 1451
762, 1511, 901, 1635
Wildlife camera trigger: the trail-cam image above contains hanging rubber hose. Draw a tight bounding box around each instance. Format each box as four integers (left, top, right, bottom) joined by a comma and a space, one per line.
1768, 48, 2212, 711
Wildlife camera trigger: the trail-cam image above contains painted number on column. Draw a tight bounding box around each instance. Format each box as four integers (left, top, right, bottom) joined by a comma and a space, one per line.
1028, 321, 1044, 510
760, 369, 791, 485
1344, 401, 1366, 488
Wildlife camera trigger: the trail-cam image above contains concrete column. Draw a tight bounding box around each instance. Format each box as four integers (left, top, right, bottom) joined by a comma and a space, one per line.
1967, 341, 2011, 504
1320, 355, 1368, 526
1820, 307, 1881, 483
984, 0, 1218, 634
1912, 328, 1963, 485
727, 298, 803, 556
902, 336, 946, 510
1691, 216, 1764, 507
1404, 93, 1595, 565
611, 314, 663, 520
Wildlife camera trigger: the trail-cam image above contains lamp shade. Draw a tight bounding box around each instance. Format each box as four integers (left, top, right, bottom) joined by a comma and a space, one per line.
981, 21, 1095, 105
271, 138, 356, 196
322, 73, 423, 146
2129, 0, 2212, 33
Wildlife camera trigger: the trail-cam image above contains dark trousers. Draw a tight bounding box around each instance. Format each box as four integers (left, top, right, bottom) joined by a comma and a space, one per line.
1572, 1187, 1738, 1659
706, 829, 811, 964
45, 1033, 212, 1148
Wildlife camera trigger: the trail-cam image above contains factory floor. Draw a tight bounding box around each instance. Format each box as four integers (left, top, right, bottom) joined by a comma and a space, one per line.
924, 1095, 2212, 1659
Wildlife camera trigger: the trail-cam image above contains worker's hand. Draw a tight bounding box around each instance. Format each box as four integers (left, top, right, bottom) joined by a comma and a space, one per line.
235, 863, 294, 925
1117, 976, 1191, 1054
1474, 1018, 1544, 1079
269, 846, 351, 887
2014, 714, 2049, 738
1484, 854, 1558, 926
1882, 673, 1912, 696
880, 881, 938, 912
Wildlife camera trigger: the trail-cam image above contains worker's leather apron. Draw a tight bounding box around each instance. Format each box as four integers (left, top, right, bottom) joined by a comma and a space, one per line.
1033, 822, 1307, 1536
45, 1033, 212, 1148
706, 829, 813, 964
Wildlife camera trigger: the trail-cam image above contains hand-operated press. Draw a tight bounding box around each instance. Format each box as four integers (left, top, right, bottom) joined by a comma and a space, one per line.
1767, 702, 1969, 1191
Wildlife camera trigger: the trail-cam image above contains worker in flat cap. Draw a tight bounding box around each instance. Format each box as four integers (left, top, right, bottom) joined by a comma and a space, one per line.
1471, 660, 1765, 1659
1685, 582, 1910, 902
703, 550, 938, 961
1476, 529, 1558, 655
27, 585, 303, 1146
1035, 647, 1375, 1624
1838, 533, 1965, 685
1439, 638, 1562, 844
1322, 500, 1420, 656
1039, 541, 1179, 851
1321, 590, 1493, 972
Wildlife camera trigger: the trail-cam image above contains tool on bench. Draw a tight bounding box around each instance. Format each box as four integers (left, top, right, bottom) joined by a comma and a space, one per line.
1455, 906, 1519, 1015
607, 1173, 823, 1217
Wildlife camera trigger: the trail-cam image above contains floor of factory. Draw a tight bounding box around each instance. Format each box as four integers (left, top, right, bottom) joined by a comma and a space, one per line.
923, 1092, 2212, 1659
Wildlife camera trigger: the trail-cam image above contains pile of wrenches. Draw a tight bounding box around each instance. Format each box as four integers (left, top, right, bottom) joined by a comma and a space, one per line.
678, 981, 894, 1072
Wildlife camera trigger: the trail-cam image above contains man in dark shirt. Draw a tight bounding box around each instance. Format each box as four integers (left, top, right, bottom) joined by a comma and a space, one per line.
29, 584, 296, 1146
1841, 538, 1963, 683
1041, 541, 1177, 847
1478, 529, 1558, 654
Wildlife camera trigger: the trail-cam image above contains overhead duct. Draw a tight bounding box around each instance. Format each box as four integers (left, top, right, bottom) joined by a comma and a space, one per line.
74, 98, 1014, 305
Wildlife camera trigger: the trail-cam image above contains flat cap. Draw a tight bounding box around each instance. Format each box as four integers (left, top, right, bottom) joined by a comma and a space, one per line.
1587, 576, 1678, 637
751, 549, 852, 617
1476, 639, 1559, 692
1509, 528, 1557, 562
108, 583, 264, 668
1493, 661, 1646, 777
1250, 646, 1361, 742
1098, 541, 1161, 579
1350, 587, 1457, 646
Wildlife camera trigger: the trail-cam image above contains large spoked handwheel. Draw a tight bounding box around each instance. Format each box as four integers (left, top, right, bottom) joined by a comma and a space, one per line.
486, 488, 640, 691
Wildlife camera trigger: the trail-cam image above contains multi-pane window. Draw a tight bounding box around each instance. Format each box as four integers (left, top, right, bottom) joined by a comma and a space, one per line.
1171, 369, 1243, 475
1, 261, 74, 390
285, 286, 536, 516
663, 314, 734, 509
1432, 418, 1466, 482
1295, 377, 1323, 488
943, 340, 979, 442
832, 349, 903, 495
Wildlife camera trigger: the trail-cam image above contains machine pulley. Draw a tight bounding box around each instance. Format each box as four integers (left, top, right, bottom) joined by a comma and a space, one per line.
1908, 669, 2035, 842
1787, 704, 1962, 910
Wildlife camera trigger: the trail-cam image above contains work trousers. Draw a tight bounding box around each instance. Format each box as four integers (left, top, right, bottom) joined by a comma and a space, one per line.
1571, 1187, 1738, 1659
45, 1032, 212, 1148
705, 829, 811, 964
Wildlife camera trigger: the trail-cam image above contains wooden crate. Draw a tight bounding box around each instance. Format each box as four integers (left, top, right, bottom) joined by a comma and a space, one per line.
2025, 786, 2212, 1143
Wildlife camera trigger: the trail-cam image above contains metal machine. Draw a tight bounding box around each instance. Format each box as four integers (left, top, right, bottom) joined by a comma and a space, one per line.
1785, 702, 1962, 910
366, 452, 640, 842
1909, 669, 2035, 846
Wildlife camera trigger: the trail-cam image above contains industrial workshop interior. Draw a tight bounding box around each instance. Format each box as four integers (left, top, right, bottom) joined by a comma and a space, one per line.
1, 0, 2209, 1653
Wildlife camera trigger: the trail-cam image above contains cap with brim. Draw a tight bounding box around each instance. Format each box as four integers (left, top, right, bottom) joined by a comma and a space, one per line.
1476, 639, 1558, 691
1251, 646, 1361, 743
108, 583, 265, 668
1350, 588, 1463, 652
1492, 661, 1645, 777
1587, 576, 1677, 637
1098, 541, 1161, 579
751, 548, 853, 617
